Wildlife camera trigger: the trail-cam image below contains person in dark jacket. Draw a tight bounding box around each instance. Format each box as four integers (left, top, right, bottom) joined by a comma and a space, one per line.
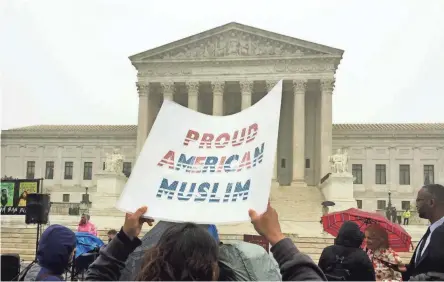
24, 224, 77, 281
86, 203, 326, 281
318, 221, 375, 281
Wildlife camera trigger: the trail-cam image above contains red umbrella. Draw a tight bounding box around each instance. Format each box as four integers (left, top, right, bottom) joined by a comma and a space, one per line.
322, 208, 412, 252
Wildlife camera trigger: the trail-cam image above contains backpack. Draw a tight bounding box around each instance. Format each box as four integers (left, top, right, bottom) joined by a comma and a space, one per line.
324, 255, 351, 281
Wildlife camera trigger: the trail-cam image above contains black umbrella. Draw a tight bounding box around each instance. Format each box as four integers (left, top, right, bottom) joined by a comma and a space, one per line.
322, 201, 336, 207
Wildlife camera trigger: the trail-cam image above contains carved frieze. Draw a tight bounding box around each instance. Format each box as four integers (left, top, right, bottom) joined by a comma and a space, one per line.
149, 30, 326, 60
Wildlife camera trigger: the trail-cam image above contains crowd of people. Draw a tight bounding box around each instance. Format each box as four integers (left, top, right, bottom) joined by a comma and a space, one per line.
21, 183, 444, 281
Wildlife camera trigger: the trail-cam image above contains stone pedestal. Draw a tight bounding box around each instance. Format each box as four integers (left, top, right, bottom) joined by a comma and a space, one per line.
320, 173, 357, 212
89, 171, 127, 217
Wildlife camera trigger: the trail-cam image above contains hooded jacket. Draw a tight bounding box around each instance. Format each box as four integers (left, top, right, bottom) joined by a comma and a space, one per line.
318, 221, 376, 281
24, 224, 76, 281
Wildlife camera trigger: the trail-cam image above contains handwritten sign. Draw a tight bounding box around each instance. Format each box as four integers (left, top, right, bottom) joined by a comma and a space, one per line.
117, 80, 282, 223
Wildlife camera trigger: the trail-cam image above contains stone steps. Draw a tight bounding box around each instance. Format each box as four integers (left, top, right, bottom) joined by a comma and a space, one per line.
1, 226, 416, 264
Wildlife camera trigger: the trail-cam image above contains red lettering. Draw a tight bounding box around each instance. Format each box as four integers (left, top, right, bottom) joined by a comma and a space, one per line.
238, 151, 251, 171
215, 133, 230, 148
246, 123, 258, 143
183, 129, 200, 146
194, 157, 206, 173
157, 150, 175, 169
199, 133, 214, 149
232, 128, 247, 147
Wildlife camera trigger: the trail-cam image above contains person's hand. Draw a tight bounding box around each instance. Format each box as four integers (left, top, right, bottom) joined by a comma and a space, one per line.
248, 201, 285, 245
122, 206, 154, 240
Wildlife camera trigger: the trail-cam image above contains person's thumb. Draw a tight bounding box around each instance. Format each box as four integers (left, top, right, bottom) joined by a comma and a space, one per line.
134, 206, 148, 218
248, 209, 259, 221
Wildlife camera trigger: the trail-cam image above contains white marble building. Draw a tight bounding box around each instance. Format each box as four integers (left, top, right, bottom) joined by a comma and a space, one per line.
1, 22, 443, 215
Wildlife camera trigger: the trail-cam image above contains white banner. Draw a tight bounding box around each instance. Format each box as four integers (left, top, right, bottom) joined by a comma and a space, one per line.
117, 80, 282, 223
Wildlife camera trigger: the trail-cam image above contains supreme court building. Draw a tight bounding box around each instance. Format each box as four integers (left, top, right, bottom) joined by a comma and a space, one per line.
2, 22, 443, 218
132, 22, 342, 187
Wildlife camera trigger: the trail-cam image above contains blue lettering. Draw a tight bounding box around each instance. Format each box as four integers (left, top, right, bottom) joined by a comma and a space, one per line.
156, 178, 178, 199
195, 182, 210, 202
224, 155, 239, 172
253, 143, 265, 167
177, 182, 196, 201
203, 156, 218, 173
209, 183, 221, 203
223, 183, 233, 203
232, 180, 251, 202
176, 154, 195, 172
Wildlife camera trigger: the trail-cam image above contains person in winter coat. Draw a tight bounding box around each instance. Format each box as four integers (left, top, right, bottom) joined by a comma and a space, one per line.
86, 203, 326, 281
24, 224, 76, 281
318, 221, 376, 281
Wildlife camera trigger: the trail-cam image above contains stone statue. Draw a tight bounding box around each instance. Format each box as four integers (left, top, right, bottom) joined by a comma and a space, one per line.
104, 148, 124, 174
329, 149, 349, 174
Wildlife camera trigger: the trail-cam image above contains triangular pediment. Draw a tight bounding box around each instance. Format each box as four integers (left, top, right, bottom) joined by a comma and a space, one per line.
130, 22, 343, 61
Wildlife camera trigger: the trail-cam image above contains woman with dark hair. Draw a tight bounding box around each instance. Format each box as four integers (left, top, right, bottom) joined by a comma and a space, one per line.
86, 204, 326, 281
18, 191, 28, 206
137, 223, 219, 280
365, 224, 406, 281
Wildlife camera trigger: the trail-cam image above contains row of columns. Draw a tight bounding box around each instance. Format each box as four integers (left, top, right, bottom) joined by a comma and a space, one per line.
136, 78, 335, 184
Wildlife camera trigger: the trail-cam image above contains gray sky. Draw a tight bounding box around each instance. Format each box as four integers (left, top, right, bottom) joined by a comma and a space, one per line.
1, 0, 444, 130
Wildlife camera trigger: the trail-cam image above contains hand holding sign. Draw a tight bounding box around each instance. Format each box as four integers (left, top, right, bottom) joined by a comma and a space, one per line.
123, 206, 155, 240
249, 202, 285, 246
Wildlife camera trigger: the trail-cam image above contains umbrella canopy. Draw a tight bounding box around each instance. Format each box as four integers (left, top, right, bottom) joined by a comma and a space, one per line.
74, 232, 104, 258
322, 208, 412, 252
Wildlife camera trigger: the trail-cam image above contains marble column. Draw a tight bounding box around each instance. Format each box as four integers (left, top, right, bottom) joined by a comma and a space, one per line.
186, 81, 199, 111
161, 82, 174, 101
136, 82, 150, 156
438, 147, 444, 183
240, 80, 253, 110
292, 80, 307, 183
266, 80, 278, 179
320, 78, 334, 179
211, 81, 225, 116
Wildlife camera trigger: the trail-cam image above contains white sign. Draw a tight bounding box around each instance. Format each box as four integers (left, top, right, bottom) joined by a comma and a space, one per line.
117, 80, 282, 224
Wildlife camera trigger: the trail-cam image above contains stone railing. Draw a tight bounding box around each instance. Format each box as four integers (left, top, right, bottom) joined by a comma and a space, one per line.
50, 202, 91, 216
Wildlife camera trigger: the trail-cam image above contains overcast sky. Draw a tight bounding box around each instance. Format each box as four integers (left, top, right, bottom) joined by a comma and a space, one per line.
1, 0, 443, 129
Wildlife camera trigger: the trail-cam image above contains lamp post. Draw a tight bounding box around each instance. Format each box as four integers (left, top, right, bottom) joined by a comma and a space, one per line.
388, 189, 392, 210
80, 186, 90, 214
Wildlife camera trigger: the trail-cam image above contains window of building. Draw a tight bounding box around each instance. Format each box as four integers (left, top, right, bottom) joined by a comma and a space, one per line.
424, 165, 435, 185
26, 161, 35, 179
377, 200, 387, 210
83, 162, 93, 180
64, 161, 73, 180
352, 164, 363, 184
123, 162, 132, 177
103, 162, 106, 170
399, 164, 410, 185
401, 201, 411, 210
45, 161, 54, 179
356, 200, 363, 209
305, 159, 310, 169
375, 164, 386, 184
63, 194, 70, 203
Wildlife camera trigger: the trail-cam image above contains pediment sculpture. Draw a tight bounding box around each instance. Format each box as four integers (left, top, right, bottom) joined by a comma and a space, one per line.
150, 30, 326, 60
